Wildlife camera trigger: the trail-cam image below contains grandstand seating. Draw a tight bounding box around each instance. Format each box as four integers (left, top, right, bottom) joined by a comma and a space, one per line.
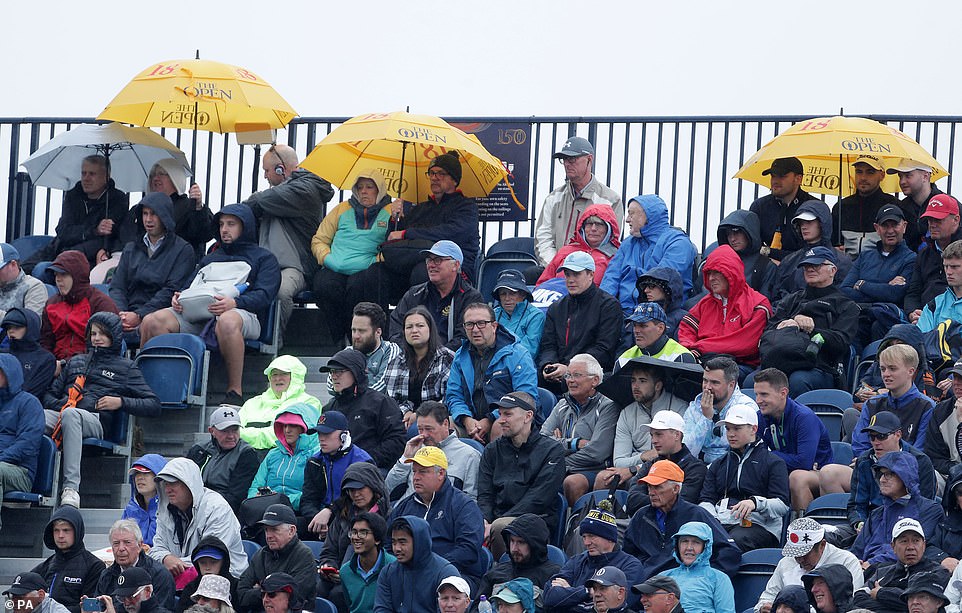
732, 548, 782, 613
315, 598, 337, 613
477, 237, 539, 300
246, 299, 281, 358
796, 389, 853, 441
10, 235, 53, 262
135, 332, 209, 430
3, 436, 58, 507
804, 492, 850, 527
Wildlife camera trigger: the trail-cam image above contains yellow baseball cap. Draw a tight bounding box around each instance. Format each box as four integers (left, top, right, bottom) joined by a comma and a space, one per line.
404, 446, 448, 469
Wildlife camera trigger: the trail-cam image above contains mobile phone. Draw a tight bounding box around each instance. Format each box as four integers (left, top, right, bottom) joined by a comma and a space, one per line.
82, 598, 102, 612
319, 565, 338, 574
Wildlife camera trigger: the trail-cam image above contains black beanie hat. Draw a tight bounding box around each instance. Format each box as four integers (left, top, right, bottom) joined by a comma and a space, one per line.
429, 152, 462, 185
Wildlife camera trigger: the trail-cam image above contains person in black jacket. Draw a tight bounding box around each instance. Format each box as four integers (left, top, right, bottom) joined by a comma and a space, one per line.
832, 155, 901, 257
772, 200, 852, 302
802, 564, 855, 613
174, 536, 239, 613
476, 514, 561, 607
625, 413, 707, 515
538, 251, 623, 395
748, 157, 817, 261
96, 519, 175, 613
889, 158, 944, 252
31, 506, 105, 613
320, 348, 406, 470
931, 465, 962, 567
43, 311, 162, 508
1, 307, 56, 398
906, 194, 962, 318
187, 406, 260, 513
108, 191, 196, 347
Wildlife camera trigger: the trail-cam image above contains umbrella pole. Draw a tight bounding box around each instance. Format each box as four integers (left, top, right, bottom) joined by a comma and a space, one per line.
394, 141, 408, 231
190, 101, 199, 171
838, 153, 843, 247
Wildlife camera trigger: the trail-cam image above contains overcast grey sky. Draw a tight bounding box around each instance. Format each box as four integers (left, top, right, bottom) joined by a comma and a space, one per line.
6, 0, 961, 119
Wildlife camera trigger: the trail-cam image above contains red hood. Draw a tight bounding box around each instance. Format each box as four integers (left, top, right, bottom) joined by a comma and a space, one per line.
50, 250, 92, 304
569, 203, 621, 250
702, 244, 748, 299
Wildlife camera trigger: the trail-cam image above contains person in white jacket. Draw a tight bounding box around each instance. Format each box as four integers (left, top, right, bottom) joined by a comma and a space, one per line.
148, 457, 248, 578
755, 518, 863, 613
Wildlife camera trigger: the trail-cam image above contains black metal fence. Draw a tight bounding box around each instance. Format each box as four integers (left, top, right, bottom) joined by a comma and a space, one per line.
5, 114, 962, 252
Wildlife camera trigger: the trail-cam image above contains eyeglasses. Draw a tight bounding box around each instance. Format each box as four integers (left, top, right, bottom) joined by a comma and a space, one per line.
425, 170, 449, 178
328, 368, 347, 376
348, 529, 372, 538
878, 470, 898, 480
463, 320, 495, 330
644, 592, 673, 597
868, 432, 892, 441
558, 156, 586, 165
426, 256, 454, 265
563, 372, 592, 380
583, 220, 607, 228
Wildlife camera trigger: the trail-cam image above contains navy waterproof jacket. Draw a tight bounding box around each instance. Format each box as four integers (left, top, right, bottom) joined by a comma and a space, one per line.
757, 397, 834, 472
839, 239, 916, 307
0, 353, 44, 481
2, 307, 56, 399
543, 548, 644, 612
397, 191, 481, 282
374, 516, 459, 613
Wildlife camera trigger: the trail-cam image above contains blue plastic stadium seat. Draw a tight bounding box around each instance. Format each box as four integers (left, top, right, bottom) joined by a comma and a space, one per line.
10, 235, 53, 263
732, 548, 782, 613
804, 492, 850, 527
134, 333, 209, 410
3, 436, 58, 506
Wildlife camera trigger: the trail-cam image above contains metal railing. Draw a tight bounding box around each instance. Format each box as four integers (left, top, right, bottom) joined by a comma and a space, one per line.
4, 114, 961, 252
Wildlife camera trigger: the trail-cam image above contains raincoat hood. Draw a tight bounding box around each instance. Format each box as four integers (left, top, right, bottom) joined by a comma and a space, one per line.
772, 585, 811, 613
156, 457, 208, 515
636, 266, 685, 312
339, 461, 388, 508
631, 194, 671, 242
876, 450, 921, 498
128, 453, 168, 492
573, 203, 621, 254
500, 578, 536, 613
43, 505, 87, 552
48, 250, 92, 303
190, 535, 233, 577
501, 513, 551, 567
272, 402, 320, 456
328, 348, 369, 393
85, 311, 124, 356
802, 563, 854, 613
670, 521, 713, 568
262, 355, 310, 401
138, 191, 177, 236
390, 515, 434, 567
794, 200, 834, 249
702, 245, 748, 299
351, 168, 391, 207
211, 203, 258, 248
881, 324, 927, 370
717, 209, 763, 254
154, 158, 188, 194
0, 353, 24, 401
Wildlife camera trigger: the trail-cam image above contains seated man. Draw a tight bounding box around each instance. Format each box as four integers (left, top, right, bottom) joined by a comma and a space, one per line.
598, 363, 689, 492
755, 518, 864, 613
374, 516, 459, 613
385, 401, 481, 502
0, 354, 44, 526
752, 368, 834, 513
800, 564, 856, 613
851, 452, 944, 567
149, 458, 248, 578
23, 154, 129, 272
475, 514, 561, 606
0, 243, 46, 319
925, 369, 962, 482
624, 460, 742, 581
544, 510, 643, 613
236, 505, 317, 613
632, 576, 683, 613
748, 157, 814, 261
682, 356, 759, 463
326, 302, 401, 395
3, 571, 70, 613
906, 194, 962, 320
187, 406, 260, 513
446, 302, 538, 443
108, 192, 196, 346
679, 245, 772, 374
388, 447, 485, 591
31, 507, 105, 613
585, 566, 633, 613
321, 348, 406, 470
706, 209, 777, 299
889, 158, 944, 251
600, 194, 698, 317
121, 455, 168, 547
617, 302, 696, 366
2, 308, 57, 399
339, 513, 395, 613
139, 204, 281, 405
852, 518, 950, 612
832, 155, 901, 256
477, 392, 565, 561
772, 201, 852, 302
919, 239, 962, 332
850, 344, 934, 456
539, 252, 623, 393
625, 410, 708, 514
436, 577, 471, 613
698, 405, 790, 550
540, 353, 620, 506
96, 520, 175, 612
257, 573, 304, 613
101, 567, 168, 613
388, 241, 483, 350
757, 245, 859, 397
239, 355, 321, 455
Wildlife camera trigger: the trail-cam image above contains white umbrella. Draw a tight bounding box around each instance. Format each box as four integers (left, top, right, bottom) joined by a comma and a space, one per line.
20, 122, 191, 193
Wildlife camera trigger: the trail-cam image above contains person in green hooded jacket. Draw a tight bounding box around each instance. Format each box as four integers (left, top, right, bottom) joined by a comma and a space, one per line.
239, 355, 321, 454
247, 402, 320, 511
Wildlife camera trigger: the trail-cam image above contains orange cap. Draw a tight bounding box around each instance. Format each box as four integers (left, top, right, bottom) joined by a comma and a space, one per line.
639, 460, 685, 486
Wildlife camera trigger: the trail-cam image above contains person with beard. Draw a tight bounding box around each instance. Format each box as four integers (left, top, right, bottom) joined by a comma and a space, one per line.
832, 155, 901, 257
1, 307, 56, 398
749, 157, 817, 262
325, 302, 400, 395
888, 159, 946, 252
475, 514, 561, 606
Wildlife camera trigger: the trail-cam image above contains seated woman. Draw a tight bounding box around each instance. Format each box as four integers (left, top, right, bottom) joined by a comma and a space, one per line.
635, 267, 687, 338
239, 355, 321, 457
492, 269, 545, 358
662, 521, 735, 613
311, 170, 392, 344
537, 203, 621, 285
122, 454, 168, 546
246, 402, 320, 512
43, 311, 161, 508
382, 306, 455, 431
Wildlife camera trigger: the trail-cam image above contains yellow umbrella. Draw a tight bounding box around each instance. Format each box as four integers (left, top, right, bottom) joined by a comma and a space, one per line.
734, 116, 948, 197
300, 111, 519, 206
97, 58, 297, 134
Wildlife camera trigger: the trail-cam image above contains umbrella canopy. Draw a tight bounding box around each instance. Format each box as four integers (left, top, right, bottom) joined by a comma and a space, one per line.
299, 111, 513, 203
20, 122, 191, 193
734, 116, 948, 197
96, 58, 297, 134
597, 357, 705, 407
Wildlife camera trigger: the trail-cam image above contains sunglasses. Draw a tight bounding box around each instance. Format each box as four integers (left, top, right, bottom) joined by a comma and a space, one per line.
868, 432, 892, 441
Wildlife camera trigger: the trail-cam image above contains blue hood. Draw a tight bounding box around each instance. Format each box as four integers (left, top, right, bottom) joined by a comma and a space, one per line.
670, 521, 713, 568
390, 515, 435, 567
717, 209, 763, 254
876, 450, 920, 498
0, 353, 24, 401
632, 194, 671, 242
212, 203, 258, 249
128, 453, 168, 488
138, 191, 177, 236
794, 200, 834, 248
500, 578, 536, 613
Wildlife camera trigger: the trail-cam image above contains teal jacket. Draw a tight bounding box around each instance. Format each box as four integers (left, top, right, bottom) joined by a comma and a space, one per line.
247, 402, 320, 510
494, 300, 545, 358
312, 196, 391, 275
340, 549, 396, 613
663, 521, 735, 613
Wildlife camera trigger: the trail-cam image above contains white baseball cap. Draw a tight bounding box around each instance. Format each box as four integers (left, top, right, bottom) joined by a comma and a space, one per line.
892, 518, 925, 541
437, 576, 471, 598
643, 410, 685, 432
721, 405, 758, 427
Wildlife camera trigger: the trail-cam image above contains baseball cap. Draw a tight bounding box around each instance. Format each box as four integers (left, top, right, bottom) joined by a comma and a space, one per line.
492, 269, 532, 302
886, 158, 933, 175
419, 240, 463, 265
852, 155, 884, 170
892, 518, 925, 540
627, 302, 668, 325
192, 547, 225, 562
639, 460, 685, 486
112, 567, 152, 598
491, 585, 522, 604
258, 504, 297, 527
128, 463, 157, 476
260, 573, 296, 594
558, 251, 596, 272
797, 246, 838, 268
340, 479, 366, 491
875, 204, 905, 224
632, 575, 681, 598
4, 572, 47, 596
761, 157, 804, 177
553, 136, 595, 158
0, 243, 20, 268
209, 405, 242, 430
793, 209, 819, 222
721, 405, 758, 427
404, 446, 448, 469
861, 410, 902, 435
921, 194, 961, 220
191, 574, 233, 609
314, 410, 349, 434
950, 359, 962, 378
437, 576, 471, 597
495, 392, 536, 413
0, 309, 27, 330
782, 517, 825, 557
586, 566, 628, 589
642, 410, 685, 432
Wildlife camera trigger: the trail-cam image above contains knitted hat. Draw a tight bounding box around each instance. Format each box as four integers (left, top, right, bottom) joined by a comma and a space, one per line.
429, 152, 462, 184
580, 509, 618, 543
